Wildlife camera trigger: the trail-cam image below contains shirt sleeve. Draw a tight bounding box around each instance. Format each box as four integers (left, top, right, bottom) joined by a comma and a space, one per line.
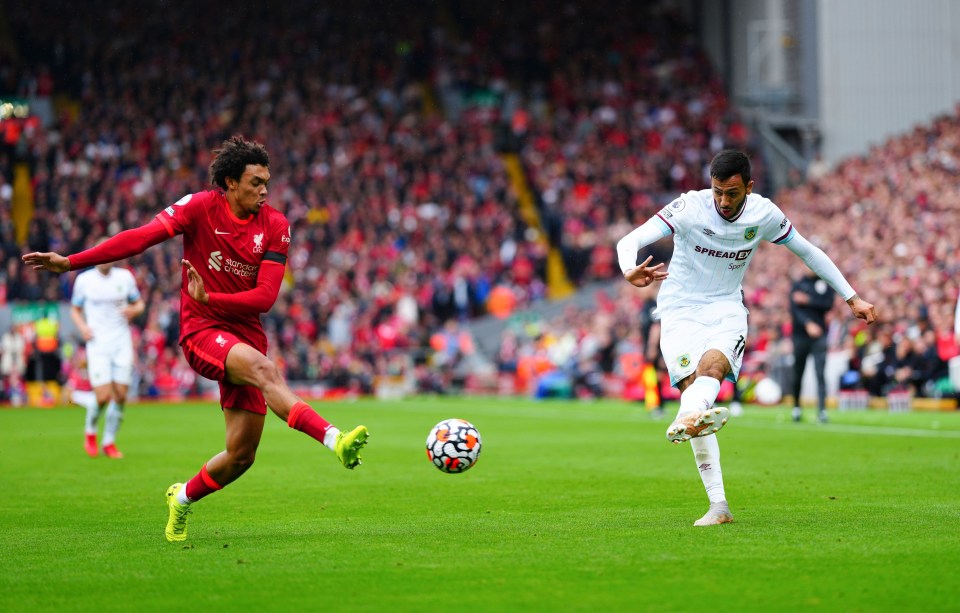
263, 213, 291, 264
156, 192, 202, 236
71, 274, 86, 307
616, 217, 671, 273
68, 218, 171, 270
782, 231, 856, 300
760, 199, 794, 244
125, 270, 142, 302
205, 261, 285, 314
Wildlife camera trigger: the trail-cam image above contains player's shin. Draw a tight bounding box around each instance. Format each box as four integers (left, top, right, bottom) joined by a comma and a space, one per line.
183, 463, 224, 503
677, 377, 721, 417
103, 400, 123, 445
83, 397, 103, 434
286, 401, 336, 447
286, 400, 369, 468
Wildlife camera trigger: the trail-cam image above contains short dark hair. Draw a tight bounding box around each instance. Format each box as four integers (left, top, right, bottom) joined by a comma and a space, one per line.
209, 136, 270, 190
709, 149, 751, 185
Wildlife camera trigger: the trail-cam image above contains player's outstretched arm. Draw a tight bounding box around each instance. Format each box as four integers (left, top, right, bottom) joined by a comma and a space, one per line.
783, 231, 876, 322
22, 251, 71, 273
24, 218, 171, 273
846, 294, 877, 324
623, 255, 669, 288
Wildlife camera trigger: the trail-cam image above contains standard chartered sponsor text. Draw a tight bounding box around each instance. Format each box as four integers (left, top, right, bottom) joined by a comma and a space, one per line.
224, 257, 259, 277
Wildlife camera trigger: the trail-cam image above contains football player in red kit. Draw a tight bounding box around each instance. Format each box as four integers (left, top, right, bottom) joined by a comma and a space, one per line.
23, 136, 369, 542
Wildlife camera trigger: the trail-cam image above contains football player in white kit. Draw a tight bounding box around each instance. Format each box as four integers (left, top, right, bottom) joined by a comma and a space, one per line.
70, 259, 145, 458
617, 150, 877, 526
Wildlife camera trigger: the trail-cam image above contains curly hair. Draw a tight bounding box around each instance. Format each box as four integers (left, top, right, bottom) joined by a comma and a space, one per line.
208, 136, 270, 190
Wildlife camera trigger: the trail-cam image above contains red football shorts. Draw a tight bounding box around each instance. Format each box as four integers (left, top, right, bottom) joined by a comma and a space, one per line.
181, 329, 267, 415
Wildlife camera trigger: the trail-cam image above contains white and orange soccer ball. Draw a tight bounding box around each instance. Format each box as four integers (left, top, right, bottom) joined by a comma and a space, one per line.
426, 419, 482, 473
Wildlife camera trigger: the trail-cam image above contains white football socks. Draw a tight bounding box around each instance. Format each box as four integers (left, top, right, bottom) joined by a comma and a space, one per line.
83, 397, 103, 435
677, 377, 721, 417
691, 433, 726, 503
323, 427, 341, 451
102, 400, 123, 446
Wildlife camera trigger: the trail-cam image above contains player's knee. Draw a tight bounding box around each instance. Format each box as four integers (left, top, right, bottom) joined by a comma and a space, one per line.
228, 449, 257, 472
247, 357, 283, 388
696, 352, 730, 382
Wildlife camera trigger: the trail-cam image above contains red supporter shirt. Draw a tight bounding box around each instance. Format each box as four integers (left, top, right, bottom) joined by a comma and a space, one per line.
156, 190, 291, 348
67, 364, 93, 392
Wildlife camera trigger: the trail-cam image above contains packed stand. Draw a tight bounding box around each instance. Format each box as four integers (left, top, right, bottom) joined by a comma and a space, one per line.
1, 1, 534, 399
437, 1, 757, 284
1, 0, 743, 400
3, 1, 957, 404
757, 110, 960, 399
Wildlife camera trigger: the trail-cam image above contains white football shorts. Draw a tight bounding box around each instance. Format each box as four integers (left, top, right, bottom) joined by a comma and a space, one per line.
86, 341, 134, 387
658, 301, 748, 388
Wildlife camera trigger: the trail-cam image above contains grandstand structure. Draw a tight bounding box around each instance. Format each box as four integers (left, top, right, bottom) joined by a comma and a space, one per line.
1, 0, 958, 408
697, 0, 960, 189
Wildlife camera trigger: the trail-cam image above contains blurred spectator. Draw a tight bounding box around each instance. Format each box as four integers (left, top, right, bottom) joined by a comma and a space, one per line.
1, 323, 27, 402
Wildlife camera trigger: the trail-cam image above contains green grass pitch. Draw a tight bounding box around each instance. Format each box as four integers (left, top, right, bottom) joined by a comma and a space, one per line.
1, 397, 958, 612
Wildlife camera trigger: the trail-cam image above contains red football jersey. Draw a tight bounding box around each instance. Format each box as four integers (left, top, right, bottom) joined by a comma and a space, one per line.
156, 190, 291, 348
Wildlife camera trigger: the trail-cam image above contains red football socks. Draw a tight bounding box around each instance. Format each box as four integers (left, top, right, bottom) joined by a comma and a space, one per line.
184, 463, 223, 502
286, 401, 333, 442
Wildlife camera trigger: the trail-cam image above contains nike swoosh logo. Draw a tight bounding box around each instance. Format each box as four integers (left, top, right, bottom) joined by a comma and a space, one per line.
214, 229, 230, 235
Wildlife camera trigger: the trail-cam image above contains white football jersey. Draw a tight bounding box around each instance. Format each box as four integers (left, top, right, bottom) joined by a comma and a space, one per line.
653, 189, 793, 314
71, 267, 141, 348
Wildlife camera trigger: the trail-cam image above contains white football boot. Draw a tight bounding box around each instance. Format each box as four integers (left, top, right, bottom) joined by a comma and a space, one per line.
694, 501, 734, 526
666, 406, 730, 444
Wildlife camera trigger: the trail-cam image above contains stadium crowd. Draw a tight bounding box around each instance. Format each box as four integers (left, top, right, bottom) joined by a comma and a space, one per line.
1, 1, 958, 403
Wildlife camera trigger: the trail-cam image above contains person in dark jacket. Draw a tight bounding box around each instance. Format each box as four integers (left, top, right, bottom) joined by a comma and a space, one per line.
790, 271, 836, 423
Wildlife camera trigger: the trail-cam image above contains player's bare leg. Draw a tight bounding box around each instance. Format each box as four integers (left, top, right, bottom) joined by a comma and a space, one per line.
204, 409, 265, 485
224, 343, 368, 467
164, 409, 263, 543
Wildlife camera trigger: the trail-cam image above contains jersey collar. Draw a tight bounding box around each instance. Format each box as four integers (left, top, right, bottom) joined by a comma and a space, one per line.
714, 196, 747, 223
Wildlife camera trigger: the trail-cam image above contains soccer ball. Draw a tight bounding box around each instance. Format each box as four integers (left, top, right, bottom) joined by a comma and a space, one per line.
754, 377, 783, 405
426, 419, 482, 473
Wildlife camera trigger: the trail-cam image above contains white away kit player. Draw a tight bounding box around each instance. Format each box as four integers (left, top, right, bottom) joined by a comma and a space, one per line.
617, 150, 877, 526
71, 259, 145, 458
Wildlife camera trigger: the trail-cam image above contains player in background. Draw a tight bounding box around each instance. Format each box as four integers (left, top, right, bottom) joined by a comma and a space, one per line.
617, 149, 876, 526
23, 136, 369, 543
70, 256, 145, 458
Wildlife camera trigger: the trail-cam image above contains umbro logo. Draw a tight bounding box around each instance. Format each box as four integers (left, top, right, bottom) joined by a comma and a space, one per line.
702, 228, 715, 236
214, 229, 230, 235
698, 463, 712, 472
